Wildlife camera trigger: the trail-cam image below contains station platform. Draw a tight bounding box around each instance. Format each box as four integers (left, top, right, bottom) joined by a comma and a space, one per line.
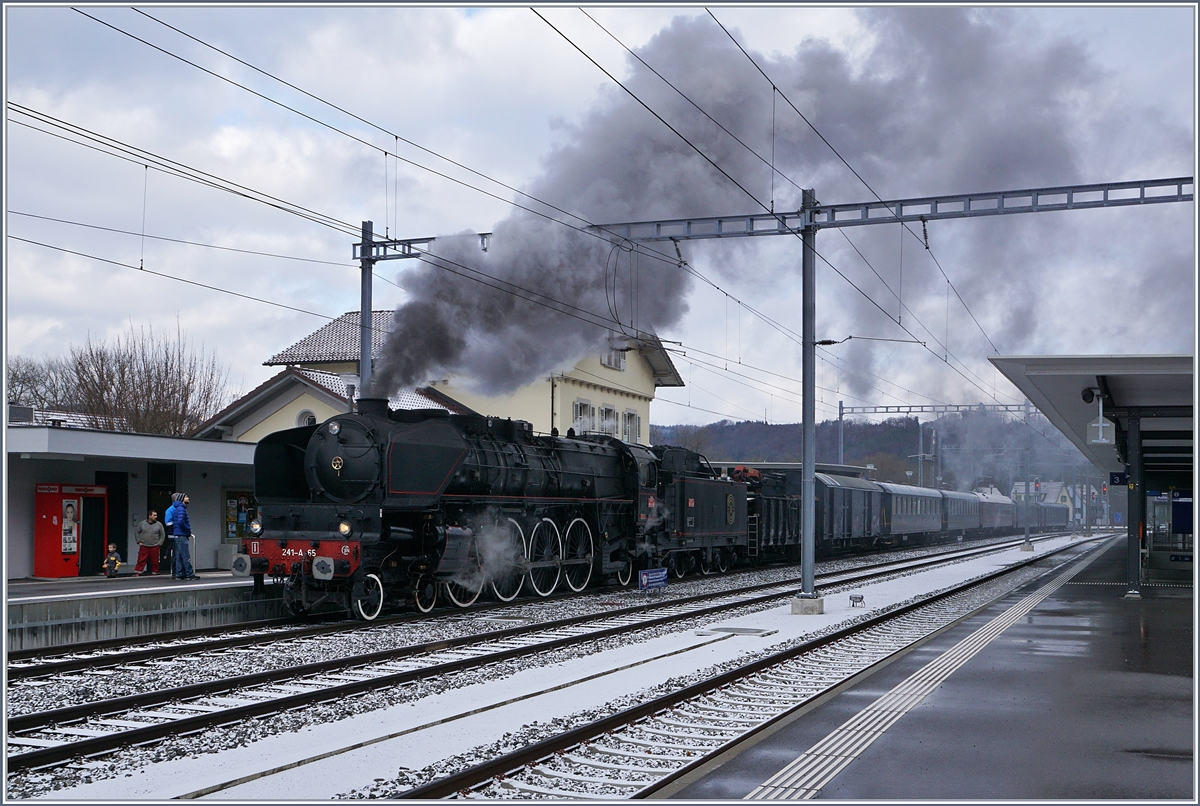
6, 571, 282, 651
665, 536, 1194, 800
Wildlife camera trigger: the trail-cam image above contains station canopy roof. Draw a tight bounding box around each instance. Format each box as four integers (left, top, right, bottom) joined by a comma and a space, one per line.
989, 354, 1193, 477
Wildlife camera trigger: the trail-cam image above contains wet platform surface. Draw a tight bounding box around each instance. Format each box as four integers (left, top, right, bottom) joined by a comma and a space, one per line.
670, 537, 1194, 800
7, 571, 247, 603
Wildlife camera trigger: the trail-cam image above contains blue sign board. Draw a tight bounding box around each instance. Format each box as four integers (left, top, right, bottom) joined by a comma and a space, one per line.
1113, 512, 1123, 525
639, 567, 668, 591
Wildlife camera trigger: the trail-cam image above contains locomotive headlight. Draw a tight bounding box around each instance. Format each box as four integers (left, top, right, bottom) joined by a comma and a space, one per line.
328, 421, 341, 435
338, 521, 353, 537
249, 519, 263, 535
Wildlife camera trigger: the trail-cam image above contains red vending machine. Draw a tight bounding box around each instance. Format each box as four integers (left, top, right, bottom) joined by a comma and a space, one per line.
34, 484, 109, 577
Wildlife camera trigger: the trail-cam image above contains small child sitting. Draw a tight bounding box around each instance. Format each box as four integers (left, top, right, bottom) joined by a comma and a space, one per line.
103, 544, 122, 577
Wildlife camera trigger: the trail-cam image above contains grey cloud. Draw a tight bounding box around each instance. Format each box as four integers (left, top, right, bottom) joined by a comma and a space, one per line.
387, 7, 1187, 402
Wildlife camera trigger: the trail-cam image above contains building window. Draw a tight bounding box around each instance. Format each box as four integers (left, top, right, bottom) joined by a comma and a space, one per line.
622, 410, 642, 443
572, 399, 595, 434
599, 405, 618, 436
601, 345, 626, 371
297, 409, 317, 427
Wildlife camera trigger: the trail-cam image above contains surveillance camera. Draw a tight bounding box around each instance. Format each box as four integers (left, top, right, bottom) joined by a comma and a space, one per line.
1081, 388, 1095, 404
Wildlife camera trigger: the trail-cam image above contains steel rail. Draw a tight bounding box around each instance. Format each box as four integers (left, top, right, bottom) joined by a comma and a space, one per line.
7, 580, 584, 664
8, 533, 1052, 680
4, 535, 1053, 771
398, 536, 1103, 799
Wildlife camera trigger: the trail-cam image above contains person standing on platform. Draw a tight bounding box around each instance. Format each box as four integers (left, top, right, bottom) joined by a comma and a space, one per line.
134, 509, 166, 575
103, 543, 122, 577
171, 493, 199, 581
161, 497, 177, 572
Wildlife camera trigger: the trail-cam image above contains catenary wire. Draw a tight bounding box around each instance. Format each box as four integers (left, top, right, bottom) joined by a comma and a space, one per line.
8, 107, 361, 236
20, 23, 1013, 410
74, 9, 704, 275
13, 103, 1007, 411
12, 231, 1051, 445
579, 8, 907, 323
534, 13, 1014, 404
7, 209, 408, 293
9, 236, 342, 322
42, 17, 952, 402
8, 211, 356, 268
706, 8, 1003, 356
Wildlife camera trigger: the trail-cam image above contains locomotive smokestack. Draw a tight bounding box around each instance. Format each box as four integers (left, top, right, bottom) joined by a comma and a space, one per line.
356, 397, 390, 418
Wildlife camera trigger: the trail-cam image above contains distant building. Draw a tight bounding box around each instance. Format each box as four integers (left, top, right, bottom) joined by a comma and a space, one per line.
1010, 479, 1097, 522
190, 366, 469, 442
256, 311, 684, 443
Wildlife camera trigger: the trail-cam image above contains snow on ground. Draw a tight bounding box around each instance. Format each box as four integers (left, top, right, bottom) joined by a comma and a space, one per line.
29, 535, 1096, 800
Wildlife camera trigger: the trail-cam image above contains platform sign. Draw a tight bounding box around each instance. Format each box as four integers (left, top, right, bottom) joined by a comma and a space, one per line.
638, 567, 668, 591
1088, 417, 1113, 444
1113, 512, 1123, 525
1171, 492, 1192, 536
1110, 472, 1127, 486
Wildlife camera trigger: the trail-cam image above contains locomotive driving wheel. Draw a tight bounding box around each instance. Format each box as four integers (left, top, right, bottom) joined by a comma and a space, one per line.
526, 518, 562, 597
668, 552, 687, 579
489, 518, 526, 602
444, 550, 483, 608
714, 548, 730, 573
354, 572, 385, 621
413, 576, 438, 613
561, 518, 594, 592
615, 560, 633, 587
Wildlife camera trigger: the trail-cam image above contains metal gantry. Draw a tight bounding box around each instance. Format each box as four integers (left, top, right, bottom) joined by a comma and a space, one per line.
598, 177, 1193, 242
598, 177, 1191, 599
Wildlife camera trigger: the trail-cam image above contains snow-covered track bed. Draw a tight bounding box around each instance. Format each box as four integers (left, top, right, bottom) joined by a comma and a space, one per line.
399, 537, 1100, 800
7, 532, 1046, 688
4, 536, 1049, 775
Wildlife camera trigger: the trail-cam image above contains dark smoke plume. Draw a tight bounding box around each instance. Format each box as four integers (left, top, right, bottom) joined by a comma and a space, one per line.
370, 9, 1192, 400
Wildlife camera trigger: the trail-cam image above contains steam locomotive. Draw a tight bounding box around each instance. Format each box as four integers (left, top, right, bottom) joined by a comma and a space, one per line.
234, 398, 1066, 619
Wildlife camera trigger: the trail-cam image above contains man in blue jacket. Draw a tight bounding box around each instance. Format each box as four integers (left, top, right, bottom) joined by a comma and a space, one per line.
170, 493, 199, 580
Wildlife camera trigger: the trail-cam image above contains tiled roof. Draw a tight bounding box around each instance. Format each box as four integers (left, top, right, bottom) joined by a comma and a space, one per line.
298, 368, 350, 398
8, 407, 130, 431
191, 366, 478, 439
265, 310, 393, 366
297, 368, 471, 413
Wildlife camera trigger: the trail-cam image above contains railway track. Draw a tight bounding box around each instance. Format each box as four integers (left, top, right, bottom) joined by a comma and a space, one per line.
8, 532, 1062, 682
5, 534, 1066, 773
398, 534, 1112, 799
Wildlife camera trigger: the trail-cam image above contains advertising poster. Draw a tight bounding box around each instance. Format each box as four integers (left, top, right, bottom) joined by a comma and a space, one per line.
61, 498, 79, 553
223, 490, 258, 542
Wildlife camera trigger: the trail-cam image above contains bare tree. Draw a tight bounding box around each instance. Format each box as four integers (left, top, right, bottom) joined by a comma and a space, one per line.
7, 354, 78, 410
70, 321, 233, 435
672, 424, 712, 457
9, 321, 234, 435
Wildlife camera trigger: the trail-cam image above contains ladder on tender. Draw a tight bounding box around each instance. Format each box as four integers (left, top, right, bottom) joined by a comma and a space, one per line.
747, 515, 759, 557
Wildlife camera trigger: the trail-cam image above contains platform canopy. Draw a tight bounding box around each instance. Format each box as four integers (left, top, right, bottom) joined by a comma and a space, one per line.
989, 355, 1193, 481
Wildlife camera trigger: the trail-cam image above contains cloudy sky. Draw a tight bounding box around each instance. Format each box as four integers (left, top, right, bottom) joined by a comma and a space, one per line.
5, 5, 1195, 427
